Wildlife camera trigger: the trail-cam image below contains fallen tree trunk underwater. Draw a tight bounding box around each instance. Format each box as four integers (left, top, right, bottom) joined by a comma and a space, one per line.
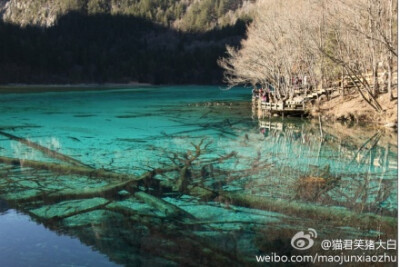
0, 134, 396, 245
0, 154, 395, 234
0, 131, 93, 168
218, 192, 396, 234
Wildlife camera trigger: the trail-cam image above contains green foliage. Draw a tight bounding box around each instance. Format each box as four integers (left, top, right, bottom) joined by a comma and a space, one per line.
180, 0, 244, 31
87, 0, 111, 14
4, 0, 248, 30
110, 0, 189, 27
60, 0, 87, 12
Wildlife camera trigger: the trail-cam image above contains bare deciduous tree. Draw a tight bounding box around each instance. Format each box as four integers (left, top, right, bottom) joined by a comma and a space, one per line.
219, 0, 397, 110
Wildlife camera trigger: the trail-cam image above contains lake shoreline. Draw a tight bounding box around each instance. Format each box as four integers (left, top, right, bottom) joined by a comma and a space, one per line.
0, 82, 153, 94
310, 89, 398, 129
0, 83, 232, 94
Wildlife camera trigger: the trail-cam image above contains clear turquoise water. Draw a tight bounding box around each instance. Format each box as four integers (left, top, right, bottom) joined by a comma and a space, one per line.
0, 86, 397, 266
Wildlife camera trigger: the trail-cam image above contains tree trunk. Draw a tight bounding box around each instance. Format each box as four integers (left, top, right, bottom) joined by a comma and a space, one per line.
387, 0, 394, 100
341, 68, 345, 97
387, 57, 393, 100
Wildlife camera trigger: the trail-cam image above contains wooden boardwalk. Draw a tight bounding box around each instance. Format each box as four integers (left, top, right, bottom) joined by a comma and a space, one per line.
256, 87, 336, 117
259, 120, 300, 132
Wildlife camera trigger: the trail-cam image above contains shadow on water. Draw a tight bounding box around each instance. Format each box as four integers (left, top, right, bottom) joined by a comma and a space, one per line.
0, 96, 397, 266
0, 198, 9, 214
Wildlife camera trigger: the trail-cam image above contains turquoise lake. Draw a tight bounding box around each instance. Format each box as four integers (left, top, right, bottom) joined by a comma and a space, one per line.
0, 86, 397, 266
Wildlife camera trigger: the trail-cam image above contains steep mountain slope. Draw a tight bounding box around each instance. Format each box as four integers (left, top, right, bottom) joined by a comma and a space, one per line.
1, 0, 255, 30
0, 0, 256, 84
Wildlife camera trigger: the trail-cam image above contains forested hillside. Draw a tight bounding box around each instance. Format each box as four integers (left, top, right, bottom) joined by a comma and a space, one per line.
0, 0, 254, 84
1, 0, 254, 30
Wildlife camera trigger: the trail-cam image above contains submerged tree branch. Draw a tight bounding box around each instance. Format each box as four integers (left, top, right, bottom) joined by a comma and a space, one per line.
0, 131, 93, 168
